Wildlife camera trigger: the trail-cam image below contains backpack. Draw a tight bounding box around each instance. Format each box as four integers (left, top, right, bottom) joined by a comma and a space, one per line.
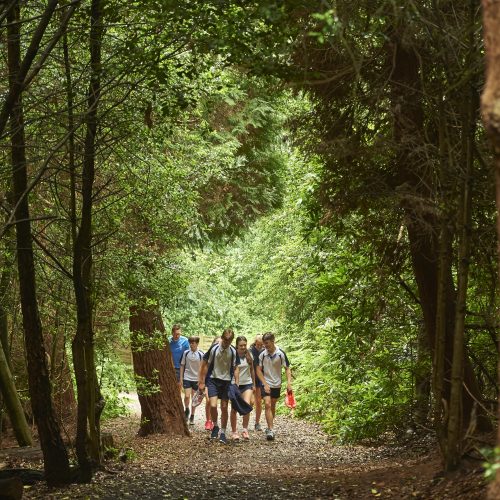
206, 344, 236, 379
181, 349, 203, 367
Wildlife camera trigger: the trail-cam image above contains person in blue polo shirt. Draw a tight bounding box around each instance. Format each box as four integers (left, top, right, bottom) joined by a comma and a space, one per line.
256, 332, 292, 441
169, 324, 189, 387
198, 328, 236, 444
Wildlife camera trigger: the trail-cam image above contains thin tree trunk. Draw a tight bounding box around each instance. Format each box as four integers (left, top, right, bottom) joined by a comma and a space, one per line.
130, 304, 188, 437
0, 341, 32, 446
7, 1, 70, 485
446, 82, 477, 471
71, 0, 104, 481
480, 1, 500, 496
433, 101, 453, 452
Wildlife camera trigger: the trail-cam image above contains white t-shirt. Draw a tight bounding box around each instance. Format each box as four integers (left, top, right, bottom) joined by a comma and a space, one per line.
203, 344, 237, 381
233, 354, 253, 386
258, 346, 290, 388
180, 349, 204, 382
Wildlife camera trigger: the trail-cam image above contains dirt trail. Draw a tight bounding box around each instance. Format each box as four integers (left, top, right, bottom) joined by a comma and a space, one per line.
22, 400, 486, 499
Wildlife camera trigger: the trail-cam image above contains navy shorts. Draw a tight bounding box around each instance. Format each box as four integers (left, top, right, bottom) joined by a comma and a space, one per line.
175, 367, 181, 382
183, 380, 199, 390
206, 377, 231, 400
261, 386, 281, 399
239, 383, 253, 393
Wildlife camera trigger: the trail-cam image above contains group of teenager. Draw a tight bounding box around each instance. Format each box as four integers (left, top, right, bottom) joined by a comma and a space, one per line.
169, 325, 292, 444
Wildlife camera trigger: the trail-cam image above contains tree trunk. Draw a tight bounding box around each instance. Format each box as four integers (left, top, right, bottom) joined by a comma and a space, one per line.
414, 323, 431, 427
71, 0, 104, 481
480, 1, 500, 496
0, 340, 32, 446
7, 1, 71, 485
446, 82, 477, 471
129, 304, 189, 437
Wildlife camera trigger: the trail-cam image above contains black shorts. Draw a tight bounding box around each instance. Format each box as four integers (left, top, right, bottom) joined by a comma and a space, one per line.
261, 387, 281, 399
183, 380, 199, 390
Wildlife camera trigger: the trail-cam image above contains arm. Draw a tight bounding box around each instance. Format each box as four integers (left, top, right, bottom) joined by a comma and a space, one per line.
178, 351, 185, 388
256, 365, 269, 393
285, 366, 292, 392
249, 358, 256, 388
179, 364, 185, 388
234, 365, 240, 386
198, 360, 208, 391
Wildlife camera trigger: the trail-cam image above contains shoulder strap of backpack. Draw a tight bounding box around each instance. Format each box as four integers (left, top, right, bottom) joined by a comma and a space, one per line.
207, 344, 219, 378
180, 349, 188, 366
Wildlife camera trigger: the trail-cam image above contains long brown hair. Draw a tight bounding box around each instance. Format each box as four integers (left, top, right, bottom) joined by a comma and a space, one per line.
236, 336, 253, 365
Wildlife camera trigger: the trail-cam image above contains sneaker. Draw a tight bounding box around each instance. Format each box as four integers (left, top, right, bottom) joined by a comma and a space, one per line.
254, 423, 262, 431
205, 420, 213, 431
189, 415, 195, 425
210, 425, 219, 440
231, 432, 240, 441
242, 430, 250, 440
266, 429, 275, 441
219, 432, 227, 444
184, 408, 190, 421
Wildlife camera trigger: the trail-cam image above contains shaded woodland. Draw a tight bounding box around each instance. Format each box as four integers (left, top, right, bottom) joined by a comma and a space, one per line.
1, 0, 500, 498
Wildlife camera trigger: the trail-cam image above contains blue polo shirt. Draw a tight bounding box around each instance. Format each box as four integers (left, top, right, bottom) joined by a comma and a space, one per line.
169, 336, 189, 369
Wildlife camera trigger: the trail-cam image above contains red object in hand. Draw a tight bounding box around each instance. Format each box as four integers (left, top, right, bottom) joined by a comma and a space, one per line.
285, 390, 296, 409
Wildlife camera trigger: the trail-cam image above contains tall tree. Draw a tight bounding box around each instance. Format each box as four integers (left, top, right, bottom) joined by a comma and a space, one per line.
6, 1, 71, 485
71, 0, 104, 481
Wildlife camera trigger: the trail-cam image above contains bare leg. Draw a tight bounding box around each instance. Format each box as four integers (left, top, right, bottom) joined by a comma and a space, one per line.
220, 400, 229, 429
230, 408, 237, 432
184, 388, 191, 412
242, 389, 252, 429
254, 389, 262, 425
205, 399, 211, 421
210, 396, 219, 425
264, 395, 273, 430
271, 398, 278, 419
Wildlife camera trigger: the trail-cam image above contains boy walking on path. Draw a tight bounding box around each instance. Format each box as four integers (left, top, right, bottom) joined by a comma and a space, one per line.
198, 328, 236, 444
179, 336, 204, 425
256, 332, 292, 441
169, 324, 189, 387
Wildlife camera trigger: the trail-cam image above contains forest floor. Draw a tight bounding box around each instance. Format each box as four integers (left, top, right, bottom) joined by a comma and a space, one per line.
1, 394, 488, 499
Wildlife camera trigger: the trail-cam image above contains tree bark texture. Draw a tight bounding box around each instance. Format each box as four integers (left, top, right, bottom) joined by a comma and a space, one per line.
7, 2, 71, 485
480, 1, 500, 496
129, 304, 189, 437
71, 0, 104, 481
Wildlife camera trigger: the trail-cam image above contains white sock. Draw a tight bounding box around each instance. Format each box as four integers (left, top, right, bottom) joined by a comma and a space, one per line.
221, 427, 226, 434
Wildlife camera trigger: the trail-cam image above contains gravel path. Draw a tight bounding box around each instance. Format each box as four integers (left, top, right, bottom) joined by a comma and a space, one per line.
20, 396, 486, 499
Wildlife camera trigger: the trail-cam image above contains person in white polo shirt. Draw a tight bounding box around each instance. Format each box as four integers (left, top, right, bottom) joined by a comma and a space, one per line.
256, 332, 292, 441
230, 335, 256, 441
179, 336, 204, 425
198, 328, 236, 444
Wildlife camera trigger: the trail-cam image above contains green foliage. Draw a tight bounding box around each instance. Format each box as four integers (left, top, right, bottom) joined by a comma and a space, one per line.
97, 356, 134, 420
481, 447, 500, 482
134, 371, 161, 398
